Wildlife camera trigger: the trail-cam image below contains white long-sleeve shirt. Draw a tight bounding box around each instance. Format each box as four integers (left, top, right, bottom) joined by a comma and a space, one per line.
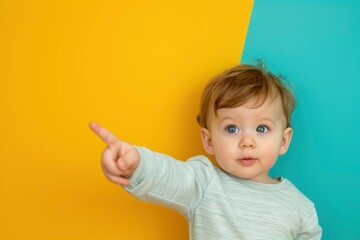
125, 147, 322, 240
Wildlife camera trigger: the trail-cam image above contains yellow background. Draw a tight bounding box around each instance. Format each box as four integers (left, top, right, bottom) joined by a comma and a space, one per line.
0, 0, 253, 239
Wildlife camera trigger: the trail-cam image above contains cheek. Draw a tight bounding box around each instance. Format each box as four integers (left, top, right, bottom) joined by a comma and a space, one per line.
212, 139, 236, 162
212, 134, 231, 151
259, 137, 282, 155
215, 153, 234, 173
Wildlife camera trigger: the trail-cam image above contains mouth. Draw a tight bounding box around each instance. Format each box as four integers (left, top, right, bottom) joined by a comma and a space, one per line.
238, 157, 257, 167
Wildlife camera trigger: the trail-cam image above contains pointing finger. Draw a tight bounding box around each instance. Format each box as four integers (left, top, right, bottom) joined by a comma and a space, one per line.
89, 122, 119, 146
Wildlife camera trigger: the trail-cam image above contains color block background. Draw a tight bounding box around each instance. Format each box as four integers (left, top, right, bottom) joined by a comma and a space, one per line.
242, 0, 360, 239
0, 0, 253, 239
2, 0, 359, 239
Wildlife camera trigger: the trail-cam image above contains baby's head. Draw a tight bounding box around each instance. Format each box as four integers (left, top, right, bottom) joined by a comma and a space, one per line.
197, 62, 296, 130
197, 62, 296, 183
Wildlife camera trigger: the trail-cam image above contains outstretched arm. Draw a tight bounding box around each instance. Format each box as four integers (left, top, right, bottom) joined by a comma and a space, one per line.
89, 122, 140, 186
90, 121, 214, 217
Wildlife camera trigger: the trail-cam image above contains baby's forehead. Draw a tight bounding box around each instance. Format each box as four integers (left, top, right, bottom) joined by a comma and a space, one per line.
219, 95, 282, 112
214, 96, 286, 122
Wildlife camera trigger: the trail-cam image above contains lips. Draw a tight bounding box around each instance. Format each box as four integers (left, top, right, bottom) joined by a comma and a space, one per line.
238, 157, 257, 167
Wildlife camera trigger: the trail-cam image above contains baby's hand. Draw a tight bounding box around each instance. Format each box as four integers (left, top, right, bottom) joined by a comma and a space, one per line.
89, 122, 140, 186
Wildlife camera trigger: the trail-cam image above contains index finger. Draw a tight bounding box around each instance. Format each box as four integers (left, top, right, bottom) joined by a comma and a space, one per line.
89, 121, 119, 146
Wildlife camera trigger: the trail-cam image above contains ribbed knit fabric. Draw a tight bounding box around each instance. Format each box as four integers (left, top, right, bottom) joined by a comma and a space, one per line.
125, 147, 322, 240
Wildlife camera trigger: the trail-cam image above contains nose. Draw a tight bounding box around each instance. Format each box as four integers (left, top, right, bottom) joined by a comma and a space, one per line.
239, 134, 256, 149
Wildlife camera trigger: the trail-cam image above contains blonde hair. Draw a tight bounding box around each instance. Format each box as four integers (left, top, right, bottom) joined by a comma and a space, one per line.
197, 61, 296, 128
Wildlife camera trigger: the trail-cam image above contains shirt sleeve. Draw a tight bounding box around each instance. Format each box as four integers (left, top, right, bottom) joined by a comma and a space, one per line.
124, 146, 214, 219
296, 205, 322, 240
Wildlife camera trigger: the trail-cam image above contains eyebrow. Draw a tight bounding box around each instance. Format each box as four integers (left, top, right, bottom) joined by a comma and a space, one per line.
258, 117, 276, 125
218, 116, 276, 125
218, 117, 234, 124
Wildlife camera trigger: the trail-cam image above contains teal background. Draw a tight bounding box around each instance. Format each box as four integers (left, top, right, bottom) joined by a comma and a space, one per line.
241, 0, 360, 239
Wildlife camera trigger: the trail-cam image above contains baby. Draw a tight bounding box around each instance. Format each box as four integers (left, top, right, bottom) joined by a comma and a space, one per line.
90, 62, 322, 239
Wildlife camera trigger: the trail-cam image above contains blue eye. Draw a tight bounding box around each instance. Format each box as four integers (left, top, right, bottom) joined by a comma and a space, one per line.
256, 125, 269, 133
226, 125, 239, 134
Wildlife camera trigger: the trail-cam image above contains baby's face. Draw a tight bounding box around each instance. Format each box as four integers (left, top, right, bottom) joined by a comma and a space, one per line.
201, 96, 293, 184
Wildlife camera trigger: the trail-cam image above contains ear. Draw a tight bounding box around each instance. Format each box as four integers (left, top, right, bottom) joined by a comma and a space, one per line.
200, 128, 215, 156
279, 127, 293, 155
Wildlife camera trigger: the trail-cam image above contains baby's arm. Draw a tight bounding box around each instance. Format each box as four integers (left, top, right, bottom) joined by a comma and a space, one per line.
90, 122, 213, 216
89, 122, 140, 187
